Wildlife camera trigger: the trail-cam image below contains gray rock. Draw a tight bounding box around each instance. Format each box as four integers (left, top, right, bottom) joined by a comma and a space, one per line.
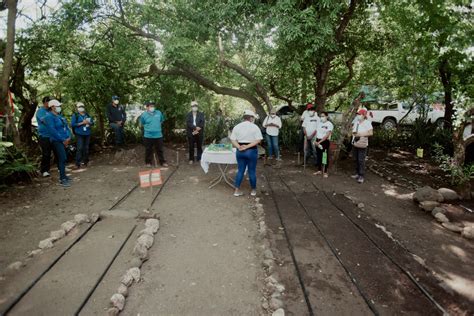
262, 301, 269, 310
7, 261, 23, 271
263, 259, 273, 268
120, 271, 134, 286
61, 221, 76, 234
28, 249, 42, 257
431, 207, 446, 217
461, 226, 474, 240
128, 257, 143, 269
413, 186, 444, 203
38, 238, 54, 249
132, 242, 148, 260
442, 223, 463, 233
269, 297, 284, 310
110, 293, 125, 311
107, 307, 120, 316
434, 212, 449, 223
145, 218, 160, 233
117, 283, 128, 297
137, 234, 154, 249
264, 249, 274, 260
128, 267, 141, 282
73, 213, 90, 224
437, 188, 459, 201
272, 308, 285, 316
50, 229, 66, 241
90, 212, 100, 223
419, 201, 440, 212
357, 203, 365, 209
138, 226, 155, 237
274, 283, 286, 293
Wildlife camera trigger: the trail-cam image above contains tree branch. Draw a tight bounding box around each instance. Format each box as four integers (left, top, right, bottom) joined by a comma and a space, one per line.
115, 0, 162, 43
269, 81, 293, 106
335, 0, 359, 43
326, 51, 356, 97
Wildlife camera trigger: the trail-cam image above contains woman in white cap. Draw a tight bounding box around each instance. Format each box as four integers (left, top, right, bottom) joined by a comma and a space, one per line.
71, 102, 94, 168
351, 108, 373, 183
230, 110, 263, 196
185, 100, 205, 164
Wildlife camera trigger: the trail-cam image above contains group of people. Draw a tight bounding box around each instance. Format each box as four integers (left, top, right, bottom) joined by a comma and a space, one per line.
36, 92, 373, 191
229, 102, 374, 196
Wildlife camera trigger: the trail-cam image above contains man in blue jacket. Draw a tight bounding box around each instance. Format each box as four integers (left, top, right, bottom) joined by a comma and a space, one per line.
139, 101, 168, 167
44, 99, 72, 187
71, 102, 94, 169
36, 96, 57, 177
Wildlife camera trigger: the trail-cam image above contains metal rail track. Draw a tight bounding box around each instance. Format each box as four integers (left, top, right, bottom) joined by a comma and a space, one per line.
2, 162, 179, 315
265, 170, 448, 315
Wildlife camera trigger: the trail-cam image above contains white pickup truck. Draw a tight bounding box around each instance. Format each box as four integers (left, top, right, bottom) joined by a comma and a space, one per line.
369, 102, 445, 130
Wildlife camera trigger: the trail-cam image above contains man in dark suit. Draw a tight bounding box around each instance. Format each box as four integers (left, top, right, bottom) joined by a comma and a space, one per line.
186, 101, 205, 164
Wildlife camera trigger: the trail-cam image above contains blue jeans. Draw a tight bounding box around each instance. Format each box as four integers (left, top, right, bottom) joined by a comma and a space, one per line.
51, 141, 67, 181
265, 134, 280, 159
110, 123, 124, 145
76, 134, 90, 166
235, 147, 258, 189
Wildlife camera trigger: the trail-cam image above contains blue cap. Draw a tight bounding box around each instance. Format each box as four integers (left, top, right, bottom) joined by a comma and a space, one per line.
112, 95, 119, 100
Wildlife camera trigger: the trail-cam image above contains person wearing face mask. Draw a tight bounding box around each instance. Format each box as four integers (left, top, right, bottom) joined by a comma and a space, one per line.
230, 110, 263, 197
140, 101, 168, 167
106, 95, 127, 147
301, 105, 320, 167
71, 102, 94, 169
185, 101, 206, 164
351, 109, 373, 184
262, 108, 282, 161
36, 96, 58, 177
43, 99, 72, 187
313, 112, 334, 177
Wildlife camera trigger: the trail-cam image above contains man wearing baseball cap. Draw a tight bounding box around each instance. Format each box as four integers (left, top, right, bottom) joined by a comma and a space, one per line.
185, 100, 206, 164
44, 99, 72, 187
351, 108, 373, 183
230, 109, 263, 197
71, 102, 94, 168
106, 95, 126, 147
139, 101, 168, 167
36, 96, 57, 177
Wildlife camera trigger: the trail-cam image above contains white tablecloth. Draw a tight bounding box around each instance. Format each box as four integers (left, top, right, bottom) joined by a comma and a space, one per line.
200, 148, 237, 173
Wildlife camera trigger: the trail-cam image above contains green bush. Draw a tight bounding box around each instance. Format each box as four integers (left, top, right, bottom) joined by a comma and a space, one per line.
279, 117, 300, 152
0, 141, 36, 185
433, 143, 474, 186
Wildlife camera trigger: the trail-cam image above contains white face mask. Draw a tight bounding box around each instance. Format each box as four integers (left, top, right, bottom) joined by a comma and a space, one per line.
321, 116, 327, 123
55, 106, 62, 114
113, 100, 119, 105
270, 114, 276, 118
148, 107, 155, 112
78, 107, 85, 113
357, 114, 364, 121
192, 106, 198, 112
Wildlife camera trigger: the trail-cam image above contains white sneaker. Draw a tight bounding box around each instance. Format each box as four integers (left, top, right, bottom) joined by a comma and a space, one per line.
350, 174, 359, 179
189, 160, 194, 165
42, 171, 50, 177
250, 190, 257, 196
233, 191, 243, 197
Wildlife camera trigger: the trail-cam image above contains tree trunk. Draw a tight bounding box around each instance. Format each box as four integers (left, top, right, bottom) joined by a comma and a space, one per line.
1, 0, 20, 146
439, 58, 453, 128
314, 61, 330, 111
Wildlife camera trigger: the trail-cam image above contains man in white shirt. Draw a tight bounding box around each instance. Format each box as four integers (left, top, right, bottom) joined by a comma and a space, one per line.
263, 108, 283, 160
230, 110, 263, 197
302, 106, 320, 166
299, 103, 314, 154
314, 111, 334, 177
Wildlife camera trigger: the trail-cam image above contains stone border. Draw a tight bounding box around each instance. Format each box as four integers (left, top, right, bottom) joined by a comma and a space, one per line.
252, 197, 286, 316
106, 218, 159, 315
2, 213, 99, 276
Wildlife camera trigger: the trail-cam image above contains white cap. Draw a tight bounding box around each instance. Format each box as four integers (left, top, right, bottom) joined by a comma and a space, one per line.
48, 99, 62, 108
243, 109, 257, 118
191, 101, 198, 106
76, 102, 85, 108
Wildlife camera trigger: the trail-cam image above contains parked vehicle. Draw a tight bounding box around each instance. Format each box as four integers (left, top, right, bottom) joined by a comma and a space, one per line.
275, 104, 343, 123
368, 102, 445, 130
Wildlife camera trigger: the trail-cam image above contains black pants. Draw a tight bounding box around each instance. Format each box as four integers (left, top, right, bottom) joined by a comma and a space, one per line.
144, 137, 166, 165
353, 147, 367, 177
188, 134, 203, 161
315, 139, 330, 172
39, 136, 57, 173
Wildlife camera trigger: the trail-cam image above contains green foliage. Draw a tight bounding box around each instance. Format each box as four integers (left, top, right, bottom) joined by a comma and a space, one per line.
0, 140, 36, 184
433, 143, 474, 186
279, 117, 300, 152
